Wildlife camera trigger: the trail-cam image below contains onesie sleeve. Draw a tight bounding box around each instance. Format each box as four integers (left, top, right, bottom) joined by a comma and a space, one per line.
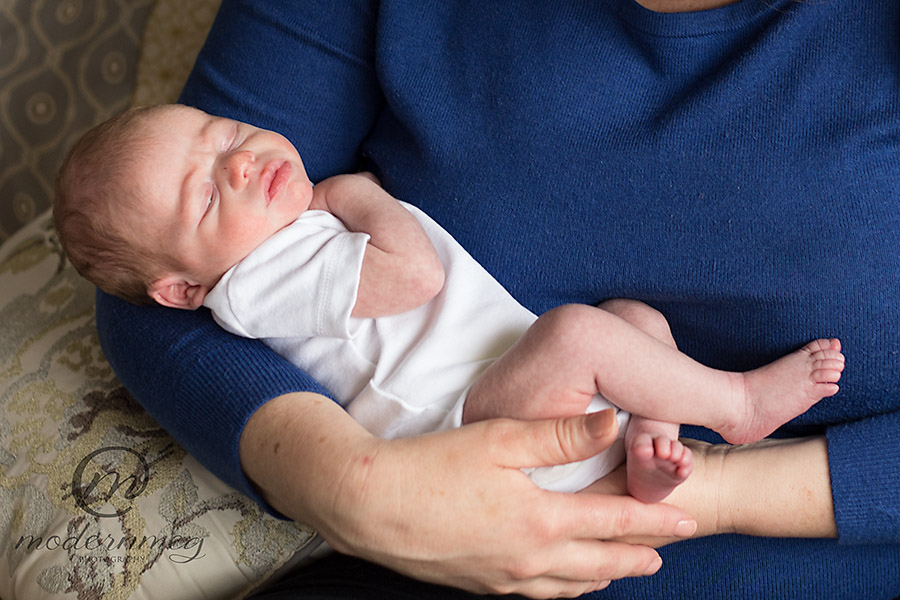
826, 410, 900, 543
96, 0, 382, 515
205, 214, 370, 341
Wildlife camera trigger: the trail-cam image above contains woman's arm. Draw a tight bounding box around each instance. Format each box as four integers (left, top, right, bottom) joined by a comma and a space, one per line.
94, 289, 329, 509
241, 398, 698, 597
604, 410, 900, 545
587, 435, 837, 543
668, 436, 836, 539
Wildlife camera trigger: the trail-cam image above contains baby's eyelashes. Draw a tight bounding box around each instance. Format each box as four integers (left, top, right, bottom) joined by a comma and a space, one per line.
201, 184, 218, 220
218, 122, 240, 153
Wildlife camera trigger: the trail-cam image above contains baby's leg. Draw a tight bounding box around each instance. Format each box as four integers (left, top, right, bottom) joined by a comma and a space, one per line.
465, 300, 695, 499
467, 300, 844, 447
465, 300, 689, 424
602, 301, 693, 502
465, 300, 697, 424
464, 303, 630, 424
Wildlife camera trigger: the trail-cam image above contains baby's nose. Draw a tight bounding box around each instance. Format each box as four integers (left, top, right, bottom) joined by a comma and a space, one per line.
223, 150, 254, 190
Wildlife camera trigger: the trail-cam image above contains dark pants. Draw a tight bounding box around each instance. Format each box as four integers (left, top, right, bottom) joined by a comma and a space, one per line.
249, 553, 525, 600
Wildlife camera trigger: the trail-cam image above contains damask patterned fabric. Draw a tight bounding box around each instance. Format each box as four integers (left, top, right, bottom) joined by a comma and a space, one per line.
132, 0, 220, 107
0, 0, 154, 241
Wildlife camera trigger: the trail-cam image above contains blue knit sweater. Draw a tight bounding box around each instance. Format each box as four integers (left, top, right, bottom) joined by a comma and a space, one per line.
96, 1, 900, 597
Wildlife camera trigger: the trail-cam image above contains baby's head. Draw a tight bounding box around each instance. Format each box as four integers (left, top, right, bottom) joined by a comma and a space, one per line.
54, 104, 314, 308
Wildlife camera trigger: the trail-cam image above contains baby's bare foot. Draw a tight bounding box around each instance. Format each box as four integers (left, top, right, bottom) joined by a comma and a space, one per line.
721, 338, 844, 444
626, 433, 693, 503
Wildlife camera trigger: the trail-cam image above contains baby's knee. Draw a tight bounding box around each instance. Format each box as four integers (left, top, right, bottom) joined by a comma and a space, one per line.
597, 299, 675, 346
534, 303, 602, 346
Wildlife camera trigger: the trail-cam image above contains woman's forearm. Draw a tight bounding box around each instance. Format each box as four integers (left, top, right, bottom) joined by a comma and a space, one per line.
239, 392, 377, 533
669, 436, 837, 539
95, 290, 332, 506
241, 401, 698, 596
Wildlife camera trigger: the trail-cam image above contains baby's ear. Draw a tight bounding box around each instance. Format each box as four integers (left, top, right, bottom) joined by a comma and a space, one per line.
148, 276, 210, 310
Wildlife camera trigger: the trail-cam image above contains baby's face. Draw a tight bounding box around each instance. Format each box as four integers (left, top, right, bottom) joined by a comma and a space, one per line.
131, 105, 313, 286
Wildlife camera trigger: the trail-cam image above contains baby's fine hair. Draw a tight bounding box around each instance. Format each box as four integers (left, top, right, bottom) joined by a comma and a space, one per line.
54, 105, 174, 305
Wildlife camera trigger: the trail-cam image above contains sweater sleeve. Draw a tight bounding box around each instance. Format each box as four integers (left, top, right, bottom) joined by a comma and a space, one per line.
95, 290, 330, 513
827, 410, 900, 543
96, 0, 382, 514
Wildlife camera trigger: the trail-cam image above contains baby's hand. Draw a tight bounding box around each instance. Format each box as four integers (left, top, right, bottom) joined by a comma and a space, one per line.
308, 172, 381, 213
308, 189, 329, 212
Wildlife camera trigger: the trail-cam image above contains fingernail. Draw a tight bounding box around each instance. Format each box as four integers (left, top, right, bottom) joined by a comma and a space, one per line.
675, 519, 697, 537
585, 409, 616, 438
645, 555, 663, 575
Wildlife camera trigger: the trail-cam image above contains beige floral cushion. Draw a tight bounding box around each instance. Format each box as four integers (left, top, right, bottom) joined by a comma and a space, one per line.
0, 212, 317, 600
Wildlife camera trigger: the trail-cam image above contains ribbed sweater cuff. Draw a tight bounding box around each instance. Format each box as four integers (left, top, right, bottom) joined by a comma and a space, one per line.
827, 411, 900, 543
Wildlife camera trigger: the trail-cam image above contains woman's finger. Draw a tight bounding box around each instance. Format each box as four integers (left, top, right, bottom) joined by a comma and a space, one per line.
553, 491, 697, 541
481, 538, 660, 598
534, 538, 663, 584
503, 576, 612, 599
486, 409, 621, 468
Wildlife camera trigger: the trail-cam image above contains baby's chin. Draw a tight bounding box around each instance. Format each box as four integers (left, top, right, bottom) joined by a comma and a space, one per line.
282, 181, 315, 217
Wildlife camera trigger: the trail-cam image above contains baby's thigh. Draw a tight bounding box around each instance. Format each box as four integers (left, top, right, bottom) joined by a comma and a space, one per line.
467, 305, 613, 421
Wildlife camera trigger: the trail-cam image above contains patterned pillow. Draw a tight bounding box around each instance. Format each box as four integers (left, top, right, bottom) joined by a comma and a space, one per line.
0, 212, 318, 600
0, 0, 151, 243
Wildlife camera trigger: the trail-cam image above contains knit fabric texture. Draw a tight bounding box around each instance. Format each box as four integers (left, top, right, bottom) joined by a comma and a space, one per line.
96, 1, 900, 597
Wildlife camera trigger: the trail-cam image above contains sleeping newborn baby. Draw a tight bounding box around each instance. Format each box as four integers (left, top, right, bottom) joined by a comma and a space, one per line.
53, 104, 845, 501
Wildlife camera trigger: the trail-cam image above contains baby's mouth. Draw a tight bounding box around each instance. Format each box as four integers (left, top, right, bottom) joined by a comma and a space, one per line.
263, 161, 292, 205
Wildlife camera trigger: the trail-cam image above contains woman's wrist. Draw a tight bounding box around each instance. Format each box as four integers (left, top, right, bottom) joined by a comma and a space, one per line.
656, 440, 727, 538
720, 436, 836, 538
667, 436, 837, 539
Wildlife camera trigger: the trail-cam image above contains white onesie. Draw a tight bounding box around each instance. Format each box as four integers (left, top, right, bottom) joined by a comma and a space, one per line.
204, 202, 629, 492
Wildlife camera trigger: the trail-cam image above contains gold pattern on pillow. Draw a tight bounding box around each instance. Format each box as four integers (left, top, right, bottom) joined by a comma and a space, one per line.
0, 213, 316, 600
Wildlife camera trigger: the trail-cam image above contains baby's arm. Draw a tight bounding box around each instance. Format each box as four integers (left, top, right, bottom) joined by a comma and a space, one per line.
311, 174, 445, 318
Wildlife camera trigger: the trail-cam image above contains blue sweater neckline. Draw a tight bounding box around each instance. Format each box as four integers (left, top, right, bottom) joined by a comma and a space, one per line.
614, 0, 784, 37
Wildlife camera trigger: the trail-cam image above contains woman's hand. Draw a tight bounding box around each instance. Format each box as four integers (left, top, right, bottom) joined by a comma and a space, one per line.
241, 395, 697, 599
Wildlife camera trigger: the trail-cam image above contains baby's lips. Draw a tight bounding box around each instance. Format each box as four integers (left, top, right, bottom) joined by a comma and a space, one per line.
262, 160, 292, 204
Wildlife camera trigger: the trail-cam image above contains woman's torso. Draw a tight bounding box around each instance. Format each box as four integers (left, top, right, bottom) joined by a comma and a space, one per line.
360, 0, 899, 434
355, 1, 900, 596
